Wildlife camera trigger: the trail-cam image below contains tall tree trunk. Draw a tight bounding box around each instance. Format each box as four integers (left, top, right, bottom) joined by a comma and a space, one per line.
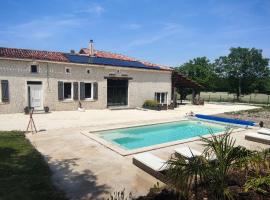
237, 78, 242, 101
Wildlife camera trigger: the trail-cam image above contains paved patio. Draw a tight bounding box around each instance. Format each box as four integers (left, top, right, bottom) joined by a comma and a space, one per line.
1, 103, 267, 200
0, 103, 259, 131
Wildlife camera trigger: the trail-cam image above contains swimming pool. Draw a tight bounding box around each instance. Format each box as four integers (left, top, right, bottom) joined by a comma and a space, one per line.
98, 121, 226, 150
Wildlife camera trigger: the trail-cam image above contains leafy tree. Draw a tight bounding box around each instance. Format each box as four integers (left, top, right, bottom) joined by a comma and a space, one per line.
175, 57, 218, 91
215, 47, 269, 100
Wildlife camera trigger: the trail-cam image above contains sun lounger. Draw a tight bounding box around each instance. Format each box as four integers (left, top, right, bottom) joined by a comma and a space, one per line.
258, 128, 270, 136
133, 153, 168, 182
174, 147, 202, 158
245, 132, 270, 145
174, 146, 217, 161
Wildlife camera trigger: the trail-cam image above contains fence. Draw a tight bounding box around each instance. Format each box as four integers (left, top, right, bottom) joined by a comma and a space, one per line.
186, 92, 270, 105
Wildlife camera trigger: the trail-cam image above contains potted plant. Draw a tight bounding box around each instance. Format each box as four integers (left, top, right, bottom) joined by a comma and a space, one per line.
24, 106, 30, 114
44, 106, 49, 113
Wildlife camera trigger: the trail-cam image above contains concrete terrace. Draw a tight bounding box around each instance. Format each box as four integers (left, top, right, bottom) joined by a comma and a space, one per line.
0, 103, 259, 131
1, 103, 268, 200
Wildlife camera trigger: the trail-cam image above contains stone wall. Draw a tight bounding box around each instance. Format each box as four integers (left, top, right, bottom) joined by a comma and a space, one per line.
0, 58, 171, 113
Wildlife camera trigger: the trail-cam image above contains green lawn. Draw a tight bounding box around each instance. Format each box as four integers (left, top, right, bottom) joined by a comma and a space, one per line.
0, 131, 67, 200
186, 92, 270, 104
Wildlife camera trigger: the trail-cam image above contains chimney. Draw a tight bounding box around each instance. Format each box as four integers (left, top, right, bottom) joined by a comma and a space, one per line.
89, 40, 94, 56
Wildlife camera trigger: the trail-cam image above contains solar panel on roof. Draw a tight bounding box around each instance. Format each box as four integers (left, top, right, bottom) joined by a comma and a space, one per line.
65, 54, 161, 70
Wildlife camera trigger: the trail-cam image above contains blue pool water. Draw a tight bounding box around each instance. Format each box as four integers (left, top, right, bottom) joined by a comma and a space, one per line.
99, 121, 226, 150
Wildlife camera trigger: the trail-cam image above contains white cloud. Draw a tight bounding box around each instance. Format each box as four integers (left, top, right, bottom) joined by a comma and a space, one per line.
124, 23, 142, 30
76, 4, 105, 16
129, 23, 184, 46
0, 16, 87, 40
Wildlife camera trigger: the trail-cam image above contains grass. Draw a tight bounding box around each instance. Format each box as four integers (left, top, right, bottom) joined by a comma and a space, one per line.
0, 131, 67, 200
186, 92, 270, 104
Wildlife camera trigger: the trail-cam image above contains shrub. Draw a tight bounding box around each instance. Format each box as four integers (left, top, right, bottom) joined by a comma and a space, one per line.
143, 100, 159, 108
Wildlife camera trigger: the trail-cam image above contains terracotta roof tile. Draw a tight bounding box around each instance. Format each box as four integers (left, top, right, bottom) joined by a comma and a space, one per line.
79, 48, 172, 71
0, 47, 172, 71
0, 47, 69, 62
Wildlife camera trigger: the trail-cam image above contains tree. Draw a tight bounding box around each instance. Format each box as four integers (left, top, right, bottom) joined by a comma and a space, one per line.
175, 57, 218, 91
215, 47, 269, 100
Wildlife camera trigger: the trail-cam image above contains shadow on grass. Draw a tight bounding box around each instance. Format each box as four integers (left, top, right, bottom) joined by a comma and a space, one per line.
0, 147, 17, 160
0, 145, 67, 200
46, 157, 110, 200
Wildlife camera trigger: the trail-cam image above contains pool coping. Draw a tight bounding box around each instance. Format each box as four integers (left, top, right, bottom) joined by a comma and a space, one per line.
81, 119, 254, 156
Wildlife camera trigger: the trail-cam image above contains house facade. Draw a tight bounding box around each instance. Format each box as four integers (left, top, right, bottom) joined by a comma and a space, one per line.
0, 46, 173, 114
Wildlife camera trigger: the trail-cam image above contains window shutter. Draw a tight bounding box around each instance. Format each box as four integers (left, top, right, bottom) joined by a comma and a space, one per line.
58, 81, 64, 100
154, 92, 157, 101
73, 82, 78, 100
93, 82, 98, 100
80, 82, 85, 100
1, 80, 9, 102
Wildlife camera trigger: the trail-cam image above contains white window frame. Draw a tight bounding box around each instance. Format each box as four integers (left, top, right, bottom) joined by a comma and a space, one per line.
65, 67, 71, 74
84, 82, 94, 100
155, 92, 167, 104
30, 64, 39, 73
63, 82, 73, 100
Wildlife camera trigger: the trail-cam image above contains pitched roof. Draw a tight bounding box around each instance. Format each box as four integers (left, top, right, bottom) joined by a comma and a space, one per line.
79, 48, 172, 71
0, 47, 69, 62
0, 47, 172, 71
172, 71, 203, 89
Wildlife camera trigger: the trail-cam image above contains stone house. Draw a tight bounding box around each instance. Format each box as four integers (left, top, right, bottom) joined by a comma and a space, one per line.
0, 42, 201, 114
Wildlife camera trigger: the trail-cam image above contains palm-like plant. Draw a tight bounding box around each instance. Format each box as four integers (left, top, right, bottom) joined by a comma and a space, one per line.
166, 151, 208, 200
244, 175, 270, 197
165, 129, 269, 200
201, 129, 245, 200
243, 148, 270, 199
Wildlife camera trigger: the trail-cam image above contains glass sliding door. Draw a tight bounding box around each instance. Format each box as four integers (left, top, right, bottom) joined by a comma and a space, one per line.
107, 79, 128, 106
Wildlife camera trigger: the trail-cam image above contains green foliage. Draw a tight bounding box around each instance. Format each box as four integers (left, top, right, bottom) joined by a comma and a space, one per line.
134, 130, 270, 200
0, 131, 67, 200
215, 47, 270, 99
175, 47, 270, 99
175, 57, 219, 91
244, 176, 270, 196
166, 152, 207, 199
143, 100, 159, 108
201, 130, 245, 200
165, 130, 270, 200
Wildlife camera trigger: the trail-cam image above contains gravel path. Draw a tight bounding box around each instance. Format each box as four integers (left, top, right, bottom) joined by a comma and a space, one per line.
216, 107, 270, 128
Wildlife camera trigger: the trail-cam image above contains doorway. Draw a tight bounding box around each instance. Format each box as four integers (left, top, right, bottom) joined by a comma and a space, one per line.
27, 81, 43, 110
107, 79, 128, 107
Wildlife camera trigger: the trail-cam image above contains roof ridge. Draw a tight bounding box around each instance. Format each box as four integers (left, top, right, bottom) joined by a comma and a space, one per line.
80, 48, 171, 69
0, 46, 172, 70
0, 46, 66, 54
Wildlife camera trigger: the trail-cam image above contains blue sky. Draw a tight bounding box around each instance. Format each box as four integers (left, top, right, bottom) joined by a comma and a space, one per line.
0, 0, 269, 66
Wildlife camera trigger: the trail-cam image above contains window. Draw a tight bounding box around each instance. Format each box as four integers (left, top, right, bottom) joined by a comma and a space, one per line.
65, 67, 71, 74
63, 82, 72, 100
85, 83, 93, 99
155, 92, 167, 104
86, 68, 91, 74
0, 80, 9, 102
80, 82, 98, 100
30, 65, 38, 73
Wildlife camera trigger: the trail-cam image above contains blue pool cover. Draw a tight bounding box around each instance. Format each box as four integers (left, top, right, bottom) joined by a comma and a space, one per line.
195, 114, 255, 126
